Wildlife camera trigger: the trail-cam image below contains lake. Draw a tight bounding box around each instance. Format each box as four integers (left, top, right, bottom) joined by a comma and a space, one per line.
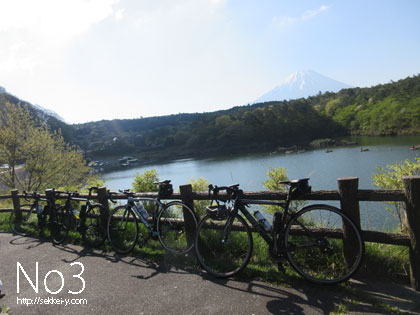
102, 136, 420, 231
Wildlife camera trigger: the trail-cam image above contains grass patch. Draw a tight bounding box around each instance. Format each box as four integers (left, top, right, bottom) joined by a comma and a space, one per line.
0, 211, 411, 285
360, 242, 410, 283
0, 210, 414, 314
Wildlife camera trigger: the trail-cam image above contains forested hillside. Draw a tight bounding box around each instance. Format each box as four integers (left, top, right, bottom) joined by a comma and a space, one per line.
0, 89, 74, 141
1, 74, 420, 160
72, 74, 420, 158
310, 74, 420, 135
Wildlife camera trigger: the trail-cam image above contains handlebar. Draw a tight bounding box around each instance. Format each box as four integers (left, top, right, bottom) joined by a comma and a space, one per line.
88, 186, 99, 198
22, 191, 41, 202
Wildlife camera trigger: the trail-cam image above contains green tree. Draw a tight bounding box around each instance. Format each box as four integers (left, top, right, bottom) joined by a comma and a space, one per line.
187, 177, 209, 218
0, 103, 33, 189
0, 103, 93, 191
132, 169, 160, 213
373, 158, 420, 231
132, 169, 160, 193
263, 167, 305, 212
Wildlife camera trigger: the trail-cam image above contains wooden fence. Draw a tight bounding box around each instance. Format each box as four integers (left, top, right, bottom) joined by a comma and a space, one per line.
1, 176, 419, 291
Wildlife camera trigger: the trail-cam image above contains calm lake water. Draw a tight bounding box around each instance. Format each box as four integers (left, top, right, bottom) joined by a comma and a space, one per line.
102, 136, 420, 231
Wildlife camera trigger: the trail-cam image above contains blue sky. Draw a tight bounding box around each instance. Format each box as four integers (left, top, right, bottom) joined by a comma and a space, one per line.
1, 0, 419, 124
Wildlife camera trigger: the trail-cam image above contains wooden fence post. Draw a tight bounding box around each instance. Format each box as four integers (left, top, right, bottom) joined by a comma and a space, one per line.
11, 189, 21, 220
45, 189, 56, 231
402, 176, 420, 291
97, 187, 110, 231
45, 189, 56, 207
179, 184, 196, 245
338, 177, 361, 269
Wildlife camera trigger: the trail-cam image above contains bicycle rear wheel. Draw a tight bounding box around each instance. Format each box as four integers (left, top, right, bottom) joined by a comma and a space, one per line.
52, 206, 72, 245
285, 204, 364, 284
107, 206, 138, 254
194, 214, 253, 278
9, 204, 37, 236
82, 204, 106, 248
157, 201, 197, 254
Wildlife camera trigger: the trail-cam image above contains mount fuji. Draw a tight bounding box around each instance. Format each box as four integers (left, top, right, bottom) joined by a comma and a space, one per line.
254, 70, 353, 103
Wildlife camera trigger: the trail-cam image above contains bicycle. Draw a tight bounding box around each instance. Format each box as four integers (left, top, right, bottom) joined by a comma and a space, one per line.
52, 188, 107, 247
79, 187, 107, 247
9, 189, 66, 242
9, 191, 44, 236
107, 180, 198, 255
194, 178, 364, 284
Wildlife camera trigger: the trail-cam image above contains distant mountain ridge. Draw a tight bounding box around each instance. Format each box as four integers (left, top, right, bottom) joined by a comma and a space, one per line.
1, 74, 420, 162
254, 70, 353, 103
32, 103, 67, 123
0, 86, 73, 142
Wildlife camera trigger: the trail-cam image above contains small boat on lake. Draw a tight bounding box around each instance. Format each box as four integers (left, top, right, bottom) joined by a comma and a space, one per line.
325, 149, 333, 153
360, 147, 369, 152
410, 145, 420, 150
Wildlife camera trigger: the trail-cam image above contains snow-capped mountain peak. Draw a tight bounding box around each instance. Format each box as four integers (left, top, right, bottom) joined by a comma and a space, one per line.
254, 70, 352, 103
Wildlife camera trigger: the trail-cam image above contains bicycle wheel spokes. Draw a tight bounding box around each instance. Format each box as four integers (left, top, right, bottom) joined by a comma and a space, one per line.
157, 201, 197, 254
9, 205, 37, 236
107, 206, 138, 254
83, 205, 106, 248
285, 205, 364, 284
195, 214, 253, 278
52, 207, 72, 245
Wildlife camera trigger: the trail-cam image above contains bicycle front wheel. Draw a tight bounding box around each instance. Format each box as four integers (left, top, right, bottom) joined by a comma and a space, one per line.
9, 204, 37, 236
52, 206, 72, 245
285, 204, 364, 284
194, 214, 253, 278
157, 201, 197, 254
107, 206, 138, 254
83, 204, 106, 248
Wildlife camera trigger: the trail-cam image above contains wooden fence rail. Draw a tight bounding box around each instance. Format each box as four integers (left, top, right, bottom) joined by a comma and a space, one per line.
0, 176, 419, 290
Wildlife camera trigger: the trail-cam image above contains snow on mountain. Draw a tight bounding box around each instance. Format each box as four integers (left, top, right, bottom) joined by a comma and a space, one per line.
254, 70, 353, 103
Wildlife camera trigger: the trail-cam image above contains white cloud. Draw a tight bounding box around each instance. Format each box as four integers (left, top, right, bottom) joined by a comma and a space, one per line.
302, 5, 329, 20
115, 8, 125, 21
0, 0, 118, 39
0, 0, 118, 76
272, 4, 329, 27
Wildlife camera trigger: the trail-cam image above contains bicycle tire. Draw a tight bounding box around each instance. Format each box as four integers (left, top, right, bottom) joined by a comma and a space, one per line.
107, 206, 138, 254
284, 204, 364, 284
82, 204, 106, 248
194, 213, 253, 278
52, 206, 72, 245
9, 204, 37, 236
157, 201, 198, 254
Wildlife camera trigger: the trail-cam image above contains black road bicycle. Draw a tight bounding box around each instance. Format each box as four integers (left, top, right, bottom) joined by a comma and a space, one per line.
52, 189, 106, 247
9, 191, 45, 236
9, 189, 66, 241
107, 180, 198, 255
194, 178, 364, 284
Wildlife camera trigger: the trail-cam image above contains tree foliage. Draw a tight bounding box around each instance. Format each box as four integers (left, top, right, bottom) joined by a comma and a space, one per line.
2, 74, 420, 162
187, 177, 209, 218
373, 158, 420, 231
262, 167, 305, 213
0, 103, 93, 192
132, 169, 160, 193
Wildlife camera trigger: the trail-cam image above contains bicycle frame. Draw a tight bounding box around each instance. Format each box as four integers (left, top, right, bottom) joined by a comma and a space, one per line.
216, 184, 299, 256
119, 196, 166, 235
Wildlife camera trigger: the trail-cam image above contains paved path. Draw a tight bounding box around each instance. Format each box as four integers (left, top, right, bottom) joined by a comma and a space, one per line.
1, 232, 419, 314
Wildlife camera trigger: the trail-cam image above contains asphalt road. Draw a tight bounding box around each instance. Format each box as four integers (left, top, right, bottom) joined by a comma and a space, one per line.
1, 232, 419, 314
